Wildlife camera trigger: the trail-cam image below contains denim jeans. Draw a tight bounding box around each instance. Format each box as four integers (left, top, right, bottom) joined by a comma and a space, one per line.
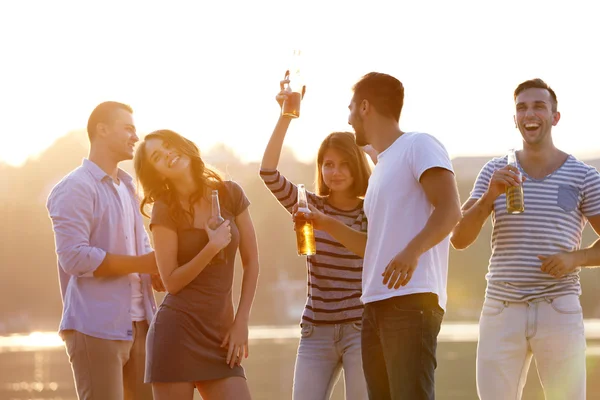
292, 322, 368, 400
361, 293, 444, 400
477, 295, 586, 400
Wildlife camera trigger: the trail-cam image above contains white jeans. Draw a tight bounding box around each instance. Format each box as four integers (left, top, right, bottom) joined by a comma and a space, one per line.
476, 294, 586, 400
292, 322, 368, 400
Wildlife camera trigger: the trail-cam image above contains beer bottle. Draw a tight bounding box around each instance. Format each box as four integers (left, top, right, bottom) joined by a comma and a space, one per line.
506, 149, 525, 214
295, 184, 316, 256
282, 49, 303, 119
208, 189, 227, 263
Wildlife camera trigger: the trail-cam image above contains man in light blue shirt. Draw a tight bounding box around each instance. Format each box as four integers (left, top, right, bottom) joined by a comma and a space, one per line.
47, 101, 162, 400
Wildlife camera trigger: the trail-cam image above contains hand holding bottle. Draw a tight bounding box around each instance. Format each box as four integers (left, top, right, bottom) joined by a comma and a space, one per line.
505, 148, 525, 214
281, 50, 306, 118
292, 203, 328, 231
293, 184, 316, 256
207, 189, 228, 263
277, 70, 306, 114
485, 165, 522, 200
205, 219, 231, 254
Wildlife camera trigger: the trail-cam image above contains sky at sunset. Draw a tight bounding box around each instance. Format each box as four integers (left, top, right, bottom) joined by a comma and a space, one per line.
1, 0, 599, 167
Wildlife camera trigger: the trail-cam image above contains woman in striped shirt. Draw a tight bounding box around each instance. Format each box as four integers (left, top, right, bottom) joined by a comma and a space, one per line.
260, 74, 375, 400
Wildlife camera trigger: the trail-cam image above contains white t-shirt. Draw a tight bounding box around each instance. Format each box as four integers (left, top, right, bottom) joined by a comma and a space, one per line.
362, 132, 454, 310
114, 180, 146, 322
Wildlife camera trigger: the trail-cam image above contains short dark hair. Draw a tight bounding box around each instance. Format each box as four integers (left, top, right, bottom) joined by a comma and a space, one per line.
86, 101, 133, 140
514, 79, 558, 112
352, 72, 404, 122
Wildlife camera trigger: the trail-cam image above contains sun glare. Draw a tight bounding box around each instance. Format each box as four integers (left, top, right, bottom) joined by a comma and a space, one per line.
1, 1, 599, 168
0, 332, 62, 352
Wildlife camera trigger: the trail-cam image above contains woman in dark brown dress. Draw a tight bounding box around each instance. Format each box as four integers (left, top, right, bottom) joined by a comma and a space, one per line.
134, 129, 259, 400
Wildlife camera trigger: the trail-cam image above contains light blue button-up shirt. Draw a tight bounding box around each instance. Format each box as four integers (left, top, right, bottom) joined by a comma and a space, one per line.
47, 159, 157, 340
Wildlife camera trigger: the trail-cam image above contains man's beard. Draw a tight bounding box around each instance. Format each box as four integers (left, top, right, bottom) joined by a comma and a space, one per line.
354, 128, 368, 146
352, 113, 368, 146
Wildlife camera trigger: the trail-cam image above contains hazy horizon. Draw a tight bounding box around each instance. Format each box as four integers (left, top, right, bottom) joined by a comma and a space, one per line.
4, 128, 600, 170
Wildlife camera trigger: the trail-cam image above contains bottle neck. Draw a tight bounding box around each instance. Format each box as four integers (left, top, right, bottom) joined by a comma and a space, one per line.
297, 187, 309, 210
211, 196, 221, 217
297, 199, 308, 210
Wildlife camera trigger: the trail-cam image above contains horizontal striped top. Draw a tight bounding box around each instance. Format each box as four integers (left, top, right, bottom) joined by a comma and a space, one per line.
260, 169, 367, 325
470, 154, 600, 302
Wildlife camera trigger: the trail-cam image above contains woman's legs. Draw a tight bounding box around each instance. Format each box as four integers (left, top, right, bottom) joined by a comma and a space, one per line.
293, 323, 343, 400
152, 382, 195, 400
196, 376, 251, 400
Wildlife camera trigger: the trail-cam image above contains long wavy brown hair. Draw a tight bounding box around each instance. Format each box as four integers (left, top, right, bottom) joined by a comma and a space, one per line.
134, 129, 226, 225
315, 132, 371, 197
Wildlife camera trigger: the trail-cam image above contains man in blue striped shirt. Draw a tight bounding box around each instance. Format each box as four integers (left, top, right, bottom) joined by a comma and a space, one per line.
47, 101, 163, 400
451, 79, 600, 400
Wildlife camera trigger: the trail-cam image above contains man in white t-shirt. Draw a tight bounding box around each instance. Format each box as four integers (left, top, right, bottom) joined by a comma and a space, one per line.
451, 79, 600, 400
300, 72, 462, 399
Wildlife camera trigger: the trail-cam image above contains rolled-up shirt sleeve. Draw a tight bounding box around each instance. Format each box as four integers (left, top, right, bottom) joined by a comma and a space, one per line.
47, 179, 106, 277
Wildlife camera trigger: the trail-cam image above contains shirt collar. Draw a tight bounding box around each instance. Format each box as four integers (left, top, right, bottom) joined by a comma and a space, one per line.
82, 158, 134, 186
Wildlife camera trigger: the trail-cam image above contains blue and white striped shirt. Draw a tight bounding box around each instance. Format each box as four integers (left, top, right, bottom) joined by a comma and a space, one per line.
470, 154, 600, 301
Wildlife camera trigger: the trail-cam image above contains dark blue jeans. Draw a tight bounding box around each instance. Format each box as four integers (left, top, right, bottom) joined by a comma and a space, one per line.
361, 293, 444, 400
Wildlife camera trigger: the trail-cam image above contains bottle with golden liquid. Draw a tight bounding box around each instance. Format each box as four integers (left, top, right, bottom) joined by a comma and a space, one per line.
208, 189, 226, 263
295, 184, 316, 256
506, 149, 525, 214
282, 49, 303, 119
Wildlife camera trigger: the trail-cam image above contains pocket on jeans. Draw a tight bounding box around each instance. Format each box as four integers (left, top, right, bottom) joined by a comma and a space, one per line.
557, 185, 579, 212
351, 322, 362, 332
300, 323, 314, 338
385, 307, 424, 332
432, 307, 445, 321
481, 299, 506, 317
549, 295, 582, 314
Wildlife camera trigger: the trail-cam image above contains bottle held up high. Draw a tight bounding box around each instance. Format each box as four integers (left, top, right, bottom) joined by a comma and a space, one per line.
295, 184, 316, 256
208, 189, 227, 263
506, 148, 525, 214
282, 49, 304, 119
